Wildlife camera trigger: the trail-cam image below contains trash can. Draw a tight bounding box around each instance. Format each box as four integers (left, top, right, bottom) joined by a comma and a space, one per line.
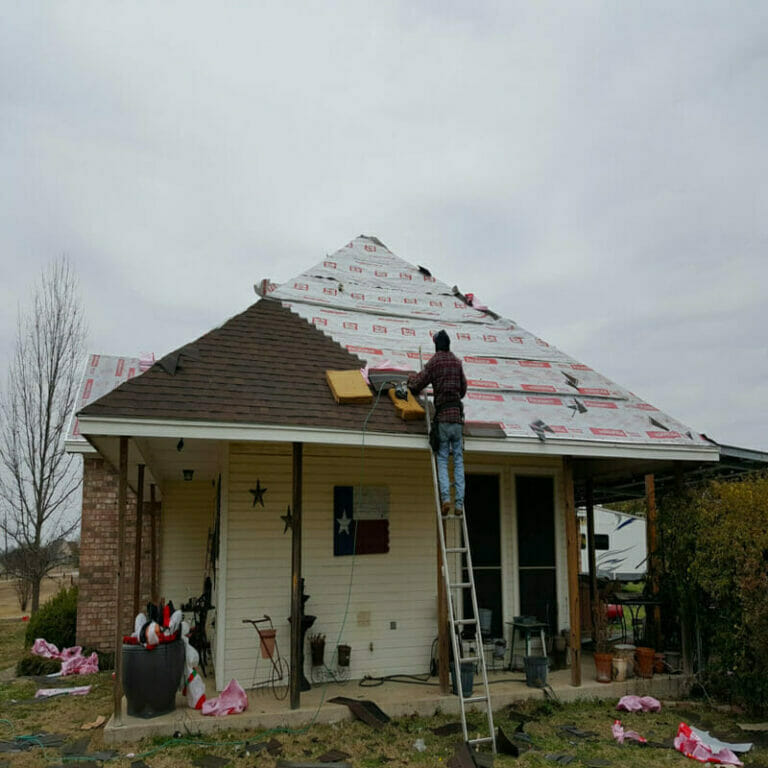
122, 638, 185, 718
523, 655, 548, 688
449, 661, 474, 696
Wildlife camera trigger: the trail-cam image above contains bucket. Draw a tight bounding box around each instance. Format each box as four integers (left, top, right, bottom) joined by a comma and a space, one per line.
613, 643, 636, 678
635, 646, 655, 678
259, 629, 276, 659
493, 639, 507, 659
612, 656, 628, 682
523, 655, 548, 688
449, 661, 474, 696
337, 644, 351, 667
122, 638, 185, 718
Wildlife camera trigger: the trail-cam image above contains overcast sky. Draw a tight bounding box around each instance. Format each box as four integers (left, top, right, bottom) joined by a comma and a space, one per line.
1, 2, 766, 451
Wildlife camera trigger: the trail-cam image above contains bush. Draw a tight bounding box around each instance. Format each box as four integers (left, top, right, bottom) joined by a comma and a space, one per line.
16, 653, 61, 676
24, 585, 78, 650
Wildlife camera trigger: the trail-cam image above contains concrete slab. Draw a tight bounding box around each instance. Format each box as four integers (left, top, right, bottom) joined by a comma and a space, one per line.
104, 660, 691, 745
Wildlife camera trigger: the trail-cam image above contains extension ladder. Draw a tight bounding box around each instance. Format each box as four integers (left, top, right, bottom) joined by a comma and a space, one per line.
423, 386, 496, 753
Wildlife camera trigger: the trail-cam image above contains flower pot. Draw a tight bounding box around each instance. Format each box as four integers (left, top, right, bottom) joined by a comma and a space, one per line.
613, 644, 636, 678
665, 650, 682, 673
122, 638, 185, 718
654, 652, 665, 674
611, 656, 628, 682
635, 646, 655, 679
337, 644, 351, 667
259, 629, 276, 659
593, 652, 613, 683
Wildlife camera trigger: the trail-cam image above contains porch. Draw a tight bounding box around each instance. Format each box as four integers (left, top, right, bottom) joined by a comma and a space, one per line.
104, 658, 690, 744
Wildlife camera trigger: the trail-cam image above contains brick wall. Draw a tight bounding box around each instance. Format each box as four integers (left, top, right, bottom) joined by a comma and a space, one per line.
76, 456, 156, 651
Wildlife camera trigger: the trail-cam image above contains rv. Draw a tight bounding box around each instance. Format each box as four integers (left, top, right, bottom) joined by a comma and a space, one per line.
578, 506, 647, 582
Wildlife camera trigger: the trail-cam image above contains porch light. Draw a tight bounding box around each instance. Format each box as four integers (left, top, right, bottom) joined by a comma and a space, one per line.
182, 469, 194, 481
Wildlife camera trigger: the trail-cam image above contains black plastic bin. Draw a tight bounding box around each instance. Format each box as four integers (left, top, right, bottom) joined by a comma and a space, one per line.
122, 638, 185, 718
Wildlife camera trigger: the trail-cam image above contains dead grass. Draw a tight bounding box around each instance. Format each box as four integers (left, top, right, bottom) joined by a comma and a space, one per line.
0, 618, 27, 671
1, 616, 767, 767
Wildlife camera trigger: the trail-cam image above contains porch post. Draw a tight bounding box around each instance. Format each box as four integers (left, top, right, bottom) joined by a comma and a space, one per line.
645, 474, 662, 649
563, 457, 581, 685
113, 436, 129, 724
437, 522, 449, 693
150, 484, 158, 604
133, 464, 145, 615
290, 442, 303, 709
585, 476, 599, 641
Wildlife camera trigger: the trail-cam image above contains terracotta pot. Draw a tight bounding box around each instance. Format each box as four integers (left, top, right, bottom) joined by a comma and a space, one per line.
594, 652, 613, 683
259, 629, 276, 659
654, 652, 665, 674
635, 646, 655, 678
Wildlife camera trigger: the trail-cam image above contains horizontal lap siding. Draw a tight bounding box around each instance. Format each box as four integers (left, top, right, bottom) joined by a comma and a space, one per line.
223, 443, 437, 684
159, 480, 214, 607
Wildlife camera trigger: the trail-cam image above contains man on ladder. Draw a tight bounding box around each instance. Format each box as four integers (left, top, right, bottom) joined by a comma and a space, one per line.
408, 329, 467, 515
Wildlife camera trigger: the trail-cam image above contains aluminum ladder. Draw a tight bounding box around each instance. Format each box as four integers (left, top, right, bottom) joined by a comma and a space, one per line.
424, 390, 496, 754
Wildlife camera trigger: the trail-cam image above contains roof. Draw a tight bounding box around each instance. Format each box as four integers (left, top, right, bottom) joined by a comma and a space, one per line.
75, 234, 717, 462
78, 299, 425, 436
268, 235, 712, 450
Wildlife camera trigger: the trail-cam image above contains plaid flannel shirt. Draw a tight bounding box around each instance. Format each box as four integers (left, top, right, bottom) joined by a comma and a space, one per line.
408, 350, 467, 423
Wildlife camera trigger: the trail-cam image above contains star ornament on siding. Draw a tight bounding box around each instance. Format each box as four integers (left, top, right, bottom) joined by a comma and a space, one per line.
336, 509, 352, 535
249, 479, 267, 507
281, 506, 294, 534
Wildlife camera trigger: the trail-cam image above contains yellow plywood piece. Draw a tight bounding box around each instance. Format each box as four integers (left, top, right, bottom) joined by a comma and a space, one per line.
326, 369, 373, 404
388, 388, 426, 421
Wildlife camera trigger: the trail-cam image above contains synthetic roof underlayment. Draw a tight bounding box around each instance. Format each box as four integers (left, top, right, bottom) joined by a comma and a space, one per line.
268, 235, 710, 449
65, 353, 152, 450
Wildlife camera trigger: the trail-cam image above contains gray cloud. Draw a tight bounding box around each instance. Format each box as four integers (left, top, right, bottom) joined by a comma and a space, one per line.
1, 1, 766, 449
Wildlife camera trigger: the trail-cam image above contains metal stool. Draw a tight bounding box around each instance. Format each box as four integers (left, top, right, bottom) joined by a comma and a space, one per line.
508, 620, 548, 670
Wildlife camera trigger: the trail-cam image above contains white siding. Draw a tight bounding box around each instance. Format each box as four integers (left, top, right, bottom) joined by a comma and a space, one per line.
159, 479, 215, 606
220, 442, 567, 686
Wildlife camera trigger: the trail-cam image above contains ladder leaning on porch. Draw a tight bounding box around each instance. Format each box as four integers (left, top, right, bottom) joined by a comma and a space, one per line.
422, 377, 496, 754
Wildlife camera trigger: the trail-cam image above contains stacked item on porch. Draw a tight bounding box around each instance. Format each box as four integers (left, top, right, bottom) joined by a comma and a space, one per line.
123, 600, 182, 648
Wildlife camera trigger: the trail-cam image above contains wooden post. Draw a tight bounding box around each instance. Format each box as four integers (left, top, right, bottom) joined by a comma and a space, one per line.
150, 484, 158, 604
645, 474, 662, 649
563, 457, 581, 686
133, 464, 145, 616
437, 521, 449, 693
113, 436, 129, 725
585, 477, 599, 641
290, 442, 303, 709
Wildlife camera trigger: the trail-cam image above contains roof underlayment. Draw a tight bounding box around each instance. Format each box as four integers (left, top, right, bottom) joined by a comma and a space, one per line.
268, 235, 710, 449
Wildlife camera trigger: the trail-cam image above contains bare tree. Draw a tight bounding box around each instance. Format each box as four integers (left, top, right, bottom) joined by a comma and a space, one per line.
0, 258, 86, 613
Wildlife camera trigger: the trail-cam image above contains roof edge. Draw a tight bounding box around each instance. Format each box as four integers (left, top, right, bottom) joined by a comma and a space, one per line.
76, 415, 720, 463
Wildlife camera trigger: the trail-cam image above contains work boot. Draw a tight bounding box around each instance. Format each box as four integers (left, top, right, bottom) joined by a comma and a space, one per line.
441, 501, 451, 515
454, 505, 464, 517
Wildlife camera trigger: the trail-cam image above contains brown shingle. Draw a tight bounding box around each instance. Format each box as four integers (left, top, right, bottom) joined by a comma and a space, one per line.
79, 299, 425, 435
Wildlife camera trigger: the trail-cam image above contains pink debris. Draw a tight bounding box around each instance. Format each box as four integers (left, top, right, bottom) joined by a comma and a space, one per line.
612, 719, 647, 745
617, 695, 662, 712
35, 685, 91, 698
31, 638, 99, 675
674, 722, 743, 766
202, 678, 248, 717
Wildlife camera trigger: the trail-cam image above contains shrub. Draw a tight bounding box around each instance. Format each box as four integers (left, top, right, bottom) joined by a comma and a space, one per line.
24, 585, 78, 650
16, 653, 61, 676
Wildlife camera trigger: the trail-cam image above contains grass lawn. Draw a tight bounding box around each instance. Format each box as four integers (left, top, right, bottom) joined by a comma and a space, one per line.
1, 616, 767, 767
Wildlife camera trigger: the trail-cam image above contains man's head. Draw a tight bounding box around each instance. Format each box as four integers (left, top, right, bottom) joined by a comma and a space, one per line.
433, 330, 450, 351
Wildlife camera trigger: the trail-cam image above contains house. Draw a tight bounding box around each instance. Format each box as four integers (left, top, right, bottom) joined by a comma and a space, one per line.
68, 235, 718, 711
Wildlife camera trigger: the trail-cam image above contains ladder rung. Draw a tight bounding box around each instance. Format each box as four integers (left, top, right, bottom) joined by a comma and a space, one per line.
463, 695, 488, 703
446, 546, 467, 553
468, 736, 495, 745
461, 655, 479, 664
454, 618, 476, 625
450, 582, 472, 589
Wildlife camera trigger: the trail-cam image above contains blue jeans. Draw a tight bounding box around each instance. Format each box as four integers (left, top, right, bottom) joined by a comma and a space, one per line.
437, 422, 465, 508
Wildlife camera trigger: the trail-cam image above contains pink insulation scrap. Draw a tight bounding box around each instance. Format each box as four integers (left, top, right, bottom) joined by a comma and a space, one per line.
31, 638, 99, 675
616, 695, 661, 712
201, 679, 248, 717
612, 719, 647, 745
674, 722, 746, 766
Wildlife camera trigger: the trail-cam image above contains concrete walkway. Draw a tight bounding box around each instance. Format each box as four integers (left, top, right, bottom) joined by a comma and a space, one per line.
104, 660, 690, 744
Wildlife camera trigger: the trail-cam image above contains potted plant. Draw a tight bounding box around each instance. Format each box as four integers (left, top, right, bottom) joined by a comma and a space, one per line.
592, 599, 613, 683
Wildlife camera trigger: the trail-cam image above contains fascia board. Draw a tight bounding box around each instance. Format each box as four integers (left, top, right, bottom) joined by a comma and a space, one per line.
77, 415, 720, 463
64, 439, 98, 454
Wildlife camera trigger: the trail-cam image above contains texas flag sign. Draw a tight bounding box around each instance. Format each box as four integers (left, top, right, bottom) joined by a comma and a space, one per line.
333, 486, 390, 556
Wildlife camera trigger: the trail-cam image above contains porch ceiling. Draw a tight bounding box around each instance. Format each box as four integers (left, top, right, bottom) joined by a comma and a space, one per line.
88, 434, 224, 498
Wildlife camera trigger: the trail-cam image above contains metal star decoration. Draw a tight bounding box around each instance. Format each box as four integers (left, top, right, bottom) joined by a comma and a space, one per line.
249, 479, 267, 507
281, 505, 294, 533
